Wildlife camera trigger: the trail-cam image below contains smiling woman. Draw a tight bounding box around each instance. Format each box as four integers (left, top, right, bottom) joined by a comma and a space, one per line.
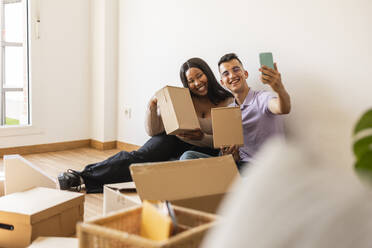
185, 67, 208, 96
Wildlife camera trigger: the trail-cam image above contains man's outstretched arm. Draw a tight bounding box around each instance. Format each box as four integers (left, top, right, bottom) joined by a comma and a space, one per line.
260, 63, 291, 115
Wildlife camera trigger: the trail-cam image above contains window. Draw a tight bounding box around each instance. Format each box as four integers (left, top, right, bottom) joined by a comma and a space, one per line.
0, 0, 29, 126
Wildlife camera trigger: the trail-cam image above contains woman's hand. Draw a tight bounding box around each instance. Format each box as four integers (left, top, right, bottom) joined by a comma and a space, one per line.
177, 129, 204, 140
220, 145, 240, 162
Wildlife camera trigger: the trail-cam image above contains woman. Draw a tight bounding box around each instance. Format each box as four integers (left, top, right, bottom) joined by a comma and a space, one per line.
58, 58, 233, 193
148, 58, 233, 147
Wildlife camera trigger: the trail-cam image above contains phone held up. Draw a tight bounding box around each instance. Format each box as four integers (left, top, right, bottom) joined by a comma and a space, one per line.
259, 52, 274, 70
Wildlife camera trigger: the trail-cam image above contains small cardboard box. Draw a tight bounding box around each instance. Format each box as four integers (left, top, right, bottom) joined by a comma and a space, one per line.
130, 155, 239, 213
155, 86, 200, 135
211, 106, 244, 148
103, 182, 141, 215
0, 171, 4, 197
77, 205, 217, 248
28, 237, 78, 248
0, 187, 84, 248
4, 155, 57, 195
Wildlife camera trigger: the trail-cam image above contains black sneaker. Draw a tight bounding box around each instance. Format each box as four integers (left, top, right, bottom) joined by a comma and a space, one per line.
58, 169, 83, 191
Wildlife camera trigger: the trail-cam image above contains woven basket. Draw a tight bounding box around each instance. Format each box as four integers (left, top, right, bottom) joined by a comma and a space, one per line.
77, 205, 217, 248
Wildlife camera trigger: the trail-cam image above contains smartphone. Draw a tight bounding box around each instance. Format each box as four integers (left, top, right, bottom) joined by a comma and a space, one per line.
259, 52, 274, 70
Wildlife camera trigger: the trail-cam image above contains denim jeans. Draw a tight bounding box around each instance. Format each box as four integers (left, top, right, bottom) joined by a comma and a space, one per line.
179, 150, 248, 173
180, 150, 213, 160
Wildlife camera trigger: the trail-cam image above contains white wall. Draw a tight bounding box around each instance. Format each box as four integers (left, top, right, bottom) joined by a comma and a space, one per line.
90, 0, 118, 142
0, 0, 91, 148
117, 0, 372, 167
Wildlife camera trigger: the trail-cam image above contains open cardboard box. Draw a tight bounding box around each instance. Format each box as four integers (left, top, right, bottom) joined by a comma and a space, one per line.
0, 187, 84, 248
4, 155, 57, 195
155, 86, 200, 135
211, 106, 244, 148
103, 181, 141, 215
130, 155, 239, 213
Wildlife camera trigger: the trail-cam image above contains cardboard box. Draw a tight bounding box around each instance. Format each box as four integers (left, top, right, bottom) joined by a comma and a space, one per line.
211, 106, 244, 148
28, 237, 78, 248
155, 86, 200, 135
130, 155, 239, 213
103, 182, 141, 215
77, 205, 217, 248
0, 171, 4, 197
0, 187, 84, 248
4, 155, 57, 195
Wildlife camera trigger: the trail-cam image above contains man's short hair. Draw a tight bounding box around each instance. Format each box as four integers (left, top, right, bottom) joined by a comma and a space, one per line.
218, 53, 243, 68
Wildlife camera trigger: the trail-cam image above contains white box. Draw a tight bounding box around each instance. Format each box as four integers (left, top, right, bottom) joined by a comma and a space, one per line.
103, 182, 141, 215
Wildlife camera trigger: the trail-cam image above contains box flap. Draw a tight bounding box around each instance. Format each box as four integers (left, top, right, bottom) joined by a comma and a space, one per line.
171, 193, 225, 213
130, 155, 239, 201
212, 107, 244, 148
105, 181, 136, 192
166, 86, 200, 132
0, 187, 84, 225
156, 86, 179, 134
4, 155, 57, 195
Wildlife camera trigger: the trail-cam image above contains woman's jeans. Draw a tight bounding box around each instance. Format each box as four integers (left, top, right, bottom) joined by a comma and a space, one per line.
81, 133, 219, 193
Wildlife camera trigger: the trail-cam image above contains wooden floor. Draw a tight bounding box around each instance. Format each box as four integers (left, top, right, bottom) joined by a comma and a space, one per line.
0, 147, 122, 220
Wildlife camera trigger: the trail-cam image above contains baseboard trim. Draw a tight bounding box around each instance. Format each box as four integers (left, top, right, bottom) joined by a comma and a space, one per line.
90, 140, 117, 150
116, 141, 141, 152
0, 139, 141, 157
0, 139, 91, 157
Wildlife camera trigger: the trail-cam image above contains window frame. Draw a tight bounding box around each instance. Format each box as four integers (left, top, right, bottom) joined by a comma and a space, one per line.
0, 0, 30, 126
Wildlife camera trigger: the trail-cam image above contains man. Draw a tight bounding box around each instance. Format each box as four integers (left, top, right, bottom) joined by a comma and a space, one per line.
179, 53, 291, 170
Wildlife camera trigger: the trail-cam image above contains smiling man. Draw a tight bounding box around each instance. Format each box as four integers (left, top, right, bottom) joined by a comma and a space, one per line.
180, 53, 291, 170
218, 52, 291, 166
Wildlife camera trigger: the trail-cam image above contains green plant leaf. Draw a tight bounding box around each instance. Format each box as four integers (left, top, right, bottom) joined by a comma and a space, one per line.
354, 109, 372, 135
354, 151, 372, 183
353, 136, 372, 159
354, 109, 372, 183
